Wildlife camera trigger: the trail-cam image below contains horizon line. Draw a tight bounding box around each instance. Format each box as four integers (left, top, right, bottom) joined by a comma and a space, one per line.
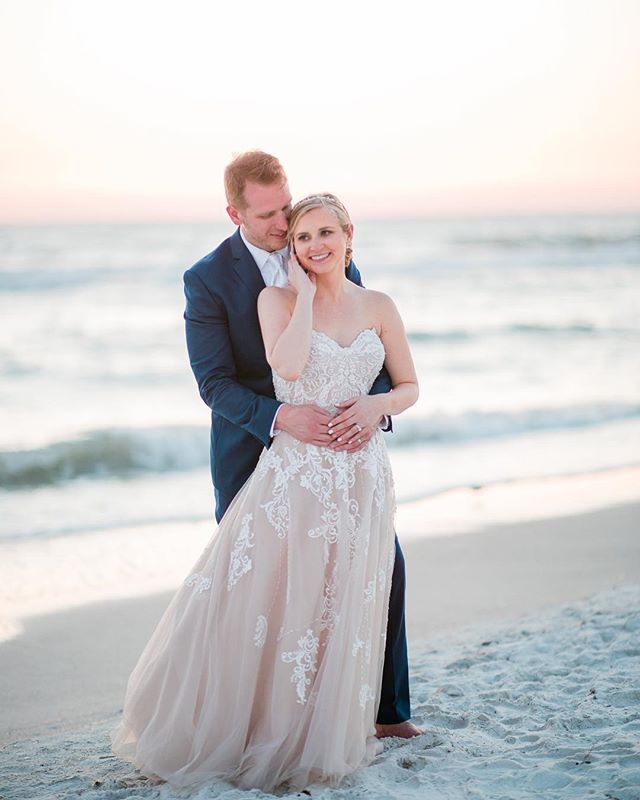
2, 205, 640, 228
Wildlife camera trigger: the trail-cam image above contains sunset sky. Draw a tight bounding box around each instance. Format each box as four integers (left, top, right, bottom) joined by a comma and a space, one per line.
1, 0, 639, 222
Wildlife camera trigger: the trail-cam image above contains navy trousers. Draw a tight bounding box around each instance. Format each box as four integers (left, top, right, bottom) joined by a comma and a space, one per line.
215, 487, 411, 724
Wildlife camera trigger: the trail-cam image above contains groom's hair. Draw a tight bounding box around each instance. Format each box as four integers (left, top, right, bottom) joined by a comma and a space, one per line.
224, 151, 286, 210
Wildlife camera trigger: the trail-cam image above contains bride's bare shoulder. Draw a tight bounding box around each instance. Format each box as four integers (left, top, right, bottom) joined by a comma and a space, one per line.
258, 285, 296, 313
361, 289, 398, 315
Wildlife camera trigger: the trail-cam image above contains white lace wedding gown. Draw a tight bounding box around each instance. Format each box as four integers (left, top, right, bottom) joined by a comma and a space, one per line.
111, 328, 397, 792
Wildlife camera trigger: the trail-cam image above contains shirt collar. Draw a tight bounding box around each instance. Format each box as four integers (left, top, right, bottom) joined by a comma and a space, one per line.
239, 227, 289, 270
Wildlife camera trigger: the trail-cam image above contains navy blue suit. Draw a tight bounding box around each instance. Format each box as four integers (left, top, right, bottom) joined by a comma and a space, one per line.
183, 227, 410, 723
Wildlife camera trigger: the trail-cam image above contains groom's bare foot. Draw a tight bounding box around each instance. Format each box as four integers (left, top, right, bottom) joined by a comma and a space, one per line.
375, 720, 424, 738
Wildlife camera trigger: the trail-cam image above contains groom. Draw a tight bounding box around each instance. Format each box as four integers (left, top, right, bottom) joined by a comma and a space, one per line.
183, 150, 421, 738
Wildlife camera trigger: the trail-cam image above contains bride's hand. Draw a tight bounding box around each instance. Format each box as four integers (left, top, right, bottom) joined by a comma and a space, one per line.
287, 251, 316, 299
327, 394, 387, 453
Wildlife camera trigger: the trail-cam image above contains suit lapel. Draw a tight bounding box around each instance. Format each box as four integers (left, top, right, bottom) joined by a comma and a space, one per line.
230, 228, 266, 298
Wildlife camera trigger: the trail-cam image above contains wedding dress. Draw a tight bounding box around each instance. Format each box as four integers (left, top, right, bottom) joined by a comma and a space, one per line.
111, 328, 397, 792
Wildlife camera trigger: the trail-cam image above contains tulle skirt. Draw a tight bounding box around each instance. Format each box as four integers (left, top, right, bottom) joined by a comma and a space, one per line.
111, 430, 396, 791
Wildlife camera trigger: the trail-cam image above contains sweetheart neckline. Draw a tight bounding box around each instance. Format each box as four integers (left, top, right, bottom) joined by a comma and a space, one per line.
311, 327, 381, 350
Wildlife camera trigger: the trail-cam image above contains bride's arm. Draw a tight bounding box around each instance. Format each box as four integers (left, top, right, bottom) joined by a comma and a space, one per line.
258, 287, 315, 385
375, 292, 419, 415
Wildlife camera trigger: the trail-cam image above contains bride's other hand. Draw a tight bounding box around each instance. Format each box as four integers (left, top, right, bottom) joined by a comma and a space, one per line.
287, 251, 316, 298
328, 394, 387, 452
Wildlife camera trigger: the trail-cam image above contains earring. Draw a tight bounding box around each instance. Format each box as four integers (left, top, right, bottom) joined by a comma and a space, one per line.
344, 243, 353, 267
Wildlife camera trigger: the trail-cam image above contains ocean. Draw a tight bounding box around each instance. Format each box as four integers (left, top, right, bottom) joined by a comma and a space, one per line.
1, 213, 639, 542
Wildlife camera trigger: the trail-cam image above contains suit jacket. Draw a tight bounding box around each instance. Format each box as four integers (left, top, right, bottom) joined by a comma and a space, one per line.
183, 227, 393, 503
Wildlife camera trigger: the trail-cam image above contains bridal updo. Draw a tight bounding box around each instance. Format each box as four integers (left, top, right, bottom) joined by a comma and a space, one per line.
288, 193, 354, 269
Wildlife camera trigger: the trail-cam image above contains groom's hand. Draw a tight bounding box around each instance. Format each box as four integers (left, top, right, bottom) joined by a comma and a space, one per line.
275, 404, 334, 446
327, 394, 387, 453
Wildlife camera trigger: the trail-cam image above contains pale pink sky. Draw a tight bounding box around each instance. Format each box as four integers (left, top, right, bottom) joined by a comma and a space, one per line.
1, 0, 639, 222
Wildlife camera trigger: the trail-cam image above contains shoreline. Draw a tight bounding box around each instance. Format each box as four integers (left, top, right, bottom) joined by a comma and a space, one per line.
1, 464, 639, 644
395, 461, 640, 539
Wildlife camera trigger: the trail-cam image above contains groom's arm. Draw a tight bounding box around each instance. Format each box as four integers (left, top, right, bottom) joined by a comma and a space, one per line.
184, 268, 281, 448
346, 260, 393, 432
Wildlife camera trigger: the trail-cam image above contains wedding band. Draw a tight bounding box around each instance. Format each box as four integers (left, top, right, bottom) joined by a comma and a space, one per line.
357, 437, 362, 443
356, 424, 362, 432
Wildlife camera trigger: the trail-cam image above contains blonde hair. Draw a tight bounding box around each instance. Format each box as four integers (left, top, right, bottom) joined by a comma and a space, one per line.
224, 151, 286, 209
288, 193, 353, 267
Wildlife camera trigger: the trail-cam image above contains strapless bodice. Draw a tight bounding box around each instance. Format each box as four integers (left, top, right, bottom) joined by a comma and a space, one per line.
272, 328, 385, 409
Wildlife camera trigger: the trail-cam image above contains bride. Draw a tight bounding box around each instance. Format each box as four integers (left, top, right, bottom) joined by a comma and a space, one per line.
111, 193, 419, 792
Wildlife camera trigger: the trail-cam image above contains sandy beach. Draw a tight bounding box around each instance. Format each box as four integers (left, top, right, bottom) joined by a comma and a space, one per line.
1, 468, 640, 798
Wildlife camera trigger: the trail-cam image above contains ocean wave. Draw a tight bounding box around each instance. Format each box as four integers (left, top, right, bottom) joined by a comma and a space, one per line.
392, 403, 640, 447
0, 427, 209, 489
407, 323, 639, 342
450, 232, 640, 250
0, 267, 112, 293
3, 402, 640, 489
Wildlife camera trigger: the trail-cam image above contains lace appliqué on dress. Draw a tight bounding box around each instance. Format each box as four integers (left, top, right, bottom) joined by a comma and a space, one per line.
359, 683, 375, 709
281, 628, 320, 705
320, 559, 339, 633
184, 572, 212, 593
254, 615, 268, 648
227, 513, 255, 591
256, 448, 307, 540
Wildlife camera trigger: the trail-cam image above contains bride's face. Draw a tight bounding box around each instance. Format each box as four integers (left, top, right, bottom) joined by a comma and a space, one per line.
291, 207, 352, 275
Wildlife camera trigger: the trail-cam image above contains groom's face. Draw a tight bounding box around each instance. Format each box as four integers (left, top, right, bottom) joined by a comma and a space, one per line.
227, 180, 292, 252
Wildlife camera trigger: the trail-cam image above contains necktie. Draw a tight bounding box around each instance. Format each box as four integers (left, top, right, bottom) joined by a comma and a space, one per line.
265, 252, 288, 288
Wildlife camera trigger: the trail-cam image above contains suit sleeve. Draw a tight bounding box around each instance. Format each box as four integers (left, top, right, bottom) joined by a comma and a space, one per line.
345, 259, 393, 432
184, 269, 282, 448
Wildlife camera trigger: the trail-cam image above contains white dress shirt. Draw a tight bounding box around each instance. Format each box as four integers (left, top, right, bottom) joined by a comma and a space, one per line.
239, 228, 289, 436
240, 228, 289, 288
